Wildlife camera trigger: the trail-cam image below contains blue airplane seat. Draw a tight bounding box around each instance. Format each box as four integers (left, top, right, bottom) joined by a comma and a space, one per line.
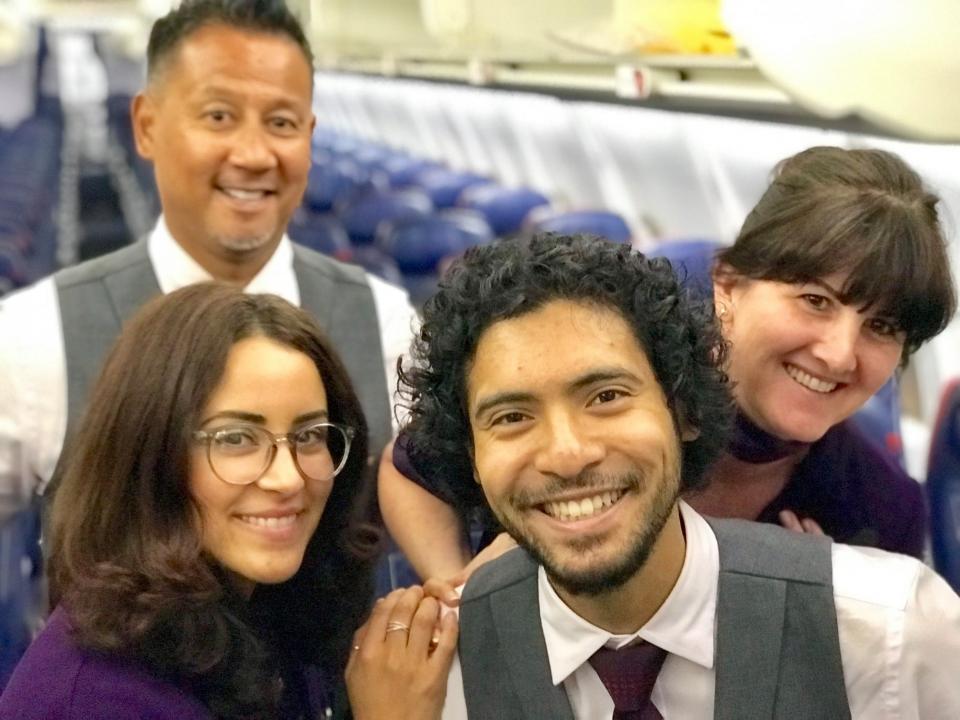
337, 187, 432, 246
374, 541, 422, 599
0, 503, 42, 690
927, 379, 960, 592
378, 209, 493, 274
319, 133, 361, 159
379, 210, 494, 305
458, 184, 550, 237
382, 156, 443, 188
349, 144, 404, 173
528, 209, 632, 244
647, 238, 721, 301
303, 159, 370, 214
850, 378, 906, 467
350, 245, 405, 286
0, 241, 27, 294
0, 216, 33, 255
412, 168, 489, 209
310, 126, 343, 154
287, 209, 353, 262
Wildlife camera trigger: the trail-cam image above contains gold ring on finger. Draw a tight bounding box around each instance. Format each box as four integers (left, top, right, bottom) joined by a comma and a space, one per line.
386, 621, 410, 634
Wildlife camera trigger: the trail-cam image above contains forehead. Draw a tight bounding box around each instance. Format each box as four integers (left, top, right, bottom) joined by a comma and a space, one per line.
153, 23, 312, 105
205, 336, 327, 412
466, 299, 658, 409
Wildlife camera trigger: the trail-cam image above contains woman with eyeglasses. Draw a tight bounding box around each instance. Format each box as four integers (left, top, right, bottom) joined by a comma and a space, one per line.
0, 283, 456, 720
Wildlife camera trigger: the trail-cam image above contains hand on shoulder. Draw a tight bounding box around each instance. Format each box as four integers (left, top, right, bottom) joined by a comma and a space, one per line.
346, 587, 458, 720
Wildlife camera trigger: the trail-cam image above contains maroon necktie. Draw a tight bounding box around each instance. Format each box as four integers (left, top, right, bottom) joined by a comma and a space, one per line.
588, 641, 667, 719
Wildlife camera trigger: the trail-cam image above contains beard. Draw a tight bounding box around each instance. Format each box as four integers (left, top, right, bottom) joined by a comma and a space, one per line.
492, 466, 681, 597
215, 231, 275, 254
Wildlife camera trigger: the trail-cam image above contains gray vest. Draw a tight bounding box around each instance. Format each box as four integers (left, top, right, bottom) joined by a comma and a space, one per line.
458, 518, 851, 720
53, 239, 393, 472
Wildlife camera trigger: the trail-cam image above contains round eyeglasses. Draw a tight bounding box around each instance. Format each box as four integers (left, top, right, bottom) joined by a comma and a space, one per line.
192, 421, 355, 486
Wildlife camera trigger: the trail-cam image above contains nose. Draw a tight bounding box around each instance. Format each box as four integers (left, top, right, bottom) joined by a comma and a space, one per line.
256, 441, 305, 494
811, 310, 860, 375
227, 118, 279, 172
533, 409, 605, 479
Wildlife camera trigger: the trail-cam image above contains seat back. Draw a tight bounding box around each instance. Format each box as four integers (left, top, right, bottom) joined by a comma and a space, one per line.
459, 184, 550, 236
0, 503, 42, 690
338, 187, 432, 246
528, 208, 632, 244
927, 379, 960, 591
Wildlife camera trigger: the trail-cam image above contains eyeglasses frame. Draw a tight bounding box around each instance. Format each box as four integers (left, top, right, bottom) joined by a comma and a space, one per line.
192, 421, 355, 486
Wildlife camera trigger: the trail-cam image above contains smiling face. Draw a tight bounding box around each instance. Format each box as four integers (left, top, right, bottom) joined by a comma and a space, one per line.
189, 335, 332, 593
715, 269, 905, 443
467, 299, 685, 596
132, 23, 315, 273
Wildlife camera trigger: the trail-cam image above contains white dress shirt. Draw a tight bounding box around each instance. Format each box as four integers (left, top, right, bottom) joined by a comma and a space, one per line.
0, 216, 417, 519
442, 501, 960, 719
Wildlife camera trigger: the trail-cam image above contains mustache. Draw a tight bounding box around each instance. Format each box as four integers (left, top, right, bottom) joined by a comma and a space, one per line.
512, 470, 643, 508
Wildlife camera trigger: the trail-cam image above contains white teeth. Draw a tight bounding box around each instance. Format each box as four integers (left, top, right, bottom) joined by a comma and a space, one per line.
785, 365, 837, 393
544, 490, 625, 522
239, 514, 297, 529
222, 188, 268, 200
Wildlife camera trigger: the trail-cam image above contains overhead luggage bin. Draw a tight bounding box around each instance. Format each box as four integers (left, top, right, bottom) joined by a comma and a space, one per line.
724, 0, 960, 142
306, 0, 960, 141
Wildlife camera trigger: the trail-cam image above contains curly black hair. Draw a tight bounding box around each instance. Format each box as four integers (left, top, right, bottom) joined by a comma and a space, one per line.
400, 234, 735, 520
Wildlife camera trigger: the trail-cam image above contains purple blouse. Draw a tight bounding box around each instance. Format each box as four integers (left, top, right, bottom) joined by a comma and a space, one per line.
0, 607, 210, 720
0, 606, 336, 719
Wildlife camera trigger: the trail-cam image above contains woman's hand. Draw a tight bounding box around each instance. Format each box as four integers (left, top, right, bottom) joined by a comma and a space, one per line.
423, 532, 518, 608
778, 510, 825, 535
346, 587, 458, 720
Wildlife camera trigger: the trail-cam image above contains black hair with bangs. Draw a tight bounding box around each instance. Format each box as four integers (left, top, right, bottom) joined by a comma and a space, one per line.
717, 146, 956, 358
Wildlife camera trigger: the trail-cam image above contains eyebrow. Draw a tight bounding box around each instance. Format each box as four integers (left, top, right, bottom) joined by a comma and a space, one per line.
806, 278, 842, 297
201, 409, 328, 426
471, 367, 642, 420
195, 85, 307, 110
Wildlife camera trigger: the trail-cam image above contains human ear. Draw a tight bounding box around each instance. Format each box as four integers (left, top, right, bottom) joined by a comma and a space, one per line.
679, 418, 701, 442
131, 92, 158, 161
712, 262, 741, 323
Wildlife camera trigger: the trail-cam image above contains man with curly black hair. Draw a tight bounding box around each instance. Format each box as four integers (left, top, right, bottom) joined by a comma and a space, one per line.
348, 233, 960, 720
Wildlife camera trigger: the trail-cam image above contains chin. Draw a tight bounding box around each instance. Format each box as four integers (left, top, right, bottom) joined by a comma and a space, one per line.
773, 415, 835, 443
239, 559, 304, 586
215, 232, 276, 254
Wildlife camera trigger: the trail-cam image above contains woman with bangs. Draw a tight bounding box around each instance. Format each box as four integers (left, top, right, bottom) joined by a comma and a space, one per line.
686, 145, 957, 557
378, 146, 956, 595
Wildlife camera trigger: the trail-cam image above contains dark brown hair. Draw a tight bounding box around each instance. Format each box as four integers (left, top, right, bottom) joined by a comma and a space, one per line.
49, 283, 376, 719
717, 146, 956, 358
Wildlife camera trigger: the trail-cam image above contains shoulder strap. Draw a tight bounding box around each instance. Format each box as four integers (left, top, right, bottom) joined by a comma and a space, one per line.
55, 241, 160, 441
708, 518, 851, 720
292, 246, 393, 458
459, 549, 575, 720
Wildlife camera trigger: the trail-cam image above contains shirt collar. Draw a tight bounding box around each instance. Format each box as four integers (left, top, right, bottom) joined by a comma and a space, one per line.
146, 214, 300, 305
539, 500, 718, 686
